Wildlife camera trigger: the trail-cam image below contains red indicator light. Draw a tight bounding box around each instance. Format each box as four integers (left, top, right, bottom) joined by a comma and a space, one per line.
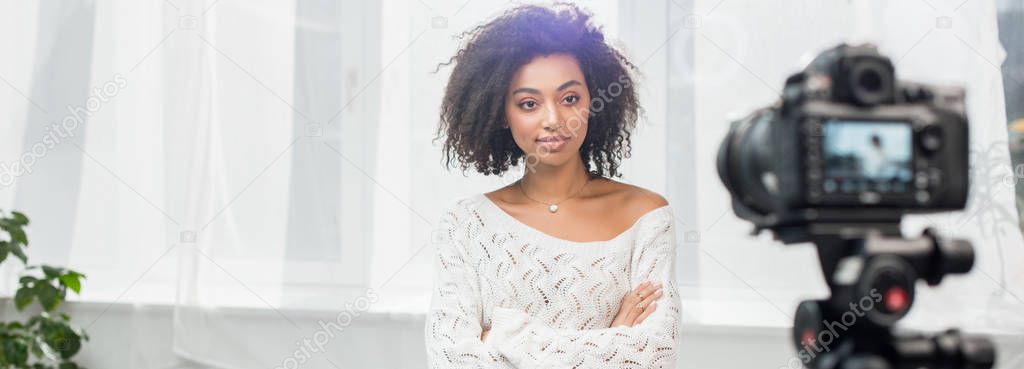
885, 287, 908, 312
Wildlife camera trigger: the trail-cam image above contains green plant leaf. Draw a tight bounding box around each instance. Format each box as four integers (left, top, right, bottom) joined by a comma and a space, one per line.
8, 226, 28, 246
57, 273, 81, 294
29, 337, 45, 359
11, 211, 29, 225
39, 319, 82, 359
1, 336, 29, 366
42, 266, 63, 279
34, 283, 61, 311
32, 335, 57, 361
0, 243, 7, 264
9, 242, 28, 264
15, 286, 34, 311
19, 275, 37, 285
27, 315, 43, 329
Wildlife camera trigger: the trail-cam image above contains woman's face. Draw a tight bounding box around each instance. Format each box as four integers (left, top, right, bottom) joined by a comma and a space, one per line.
505, 53, 591, 169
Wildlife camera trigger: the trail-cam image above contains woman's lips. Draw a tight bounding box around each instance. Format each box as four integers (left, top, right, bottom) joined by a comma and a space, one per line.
536, 136, 569, 152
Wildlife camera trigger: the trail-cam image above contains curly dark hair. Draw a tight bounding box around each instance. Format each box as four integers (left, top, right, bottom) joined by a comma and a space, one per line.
434, 3, 641, 178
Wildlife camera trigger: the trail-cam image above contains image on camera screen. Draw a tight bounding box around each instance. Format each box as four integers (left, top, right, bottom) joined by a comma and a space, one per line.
821, 120, 914, 194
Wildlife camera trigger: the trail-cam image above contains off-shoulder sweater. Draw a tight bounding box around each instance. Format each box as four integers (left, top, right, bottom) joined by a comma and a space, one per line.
424, 193, 682, 369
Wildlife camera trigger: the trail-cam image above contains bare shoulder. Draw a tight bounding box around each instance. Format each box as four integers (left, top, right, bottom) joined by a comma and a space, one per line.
591, 177, 668, 215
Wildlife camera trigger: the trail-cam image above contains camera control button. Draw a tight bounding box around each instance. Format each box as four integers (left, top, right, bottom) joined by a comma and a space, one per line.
918, 125, 944, 153
916, 190, 931, 204
823, 180, 837, 193
916, 173, 929, 188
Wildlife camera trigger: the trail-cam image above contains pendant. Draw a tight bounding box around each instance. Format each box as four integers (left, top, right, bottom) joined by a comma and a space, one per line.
548, 204, 559, 213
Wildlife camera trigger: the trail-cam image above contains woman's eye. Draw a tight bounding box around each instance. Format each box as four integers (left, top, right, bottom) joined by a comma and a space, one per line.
519, 101, 537, 110
563, 95, 580, 105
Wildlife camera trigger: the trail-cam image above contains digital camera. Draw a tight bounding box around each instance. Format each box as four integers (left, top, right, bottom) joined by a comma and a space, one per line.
717, 44, 969, 234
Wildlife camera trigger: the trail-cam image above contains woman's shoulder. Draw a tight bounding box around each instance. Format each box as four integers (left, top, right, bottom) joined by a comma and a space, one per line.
591, 178, 670, 218
579, 178, 675, 241
601, 183, 677, 247
439, 193, 487, 219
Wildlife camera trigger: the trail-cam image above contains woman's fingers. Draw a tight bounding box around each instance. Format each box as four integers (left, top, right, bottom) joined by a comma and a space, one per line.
617, 282, 649, 322
624, 282, 663, 323
634, 284, 663, 312
637, 282, 661, 303
632, 287, 664, 325
611, 281, 665, 328
632, 301, 657, 326
632, 281, 652, 296
611, 282, 649, 327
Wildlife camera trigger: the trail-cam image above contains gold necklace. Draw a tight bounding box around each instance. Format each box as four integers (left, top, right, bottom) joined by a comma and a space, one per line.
518, 175, 592, 214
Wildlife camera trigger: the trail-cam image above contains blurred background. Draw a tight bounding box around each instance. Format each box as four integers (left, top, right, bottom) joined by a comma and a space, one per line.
0, 0, 1022, 368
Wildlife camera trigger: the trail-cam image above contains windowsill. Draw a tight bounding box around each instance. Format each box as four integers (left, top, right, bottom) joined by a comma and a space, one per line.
5, 283, 1018, 339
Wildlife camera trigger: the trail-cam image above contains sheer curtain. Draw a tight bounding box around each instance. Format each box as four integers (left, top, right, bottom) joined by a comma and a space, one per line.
171, 0, 675, 366
0, 1, 656, 367
0, 1, 180, 307
2, 0, 1022, 368
167, 0, 643, 367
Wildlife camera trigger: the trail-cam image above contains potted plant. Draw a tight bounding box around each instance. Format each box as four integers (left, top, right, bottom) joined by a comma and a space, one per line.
0, 210, 88, 369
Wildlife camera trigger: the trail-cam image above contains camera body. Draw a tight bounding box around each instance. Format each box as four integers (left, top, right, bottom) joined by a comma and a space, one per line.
717, 44, 969, 234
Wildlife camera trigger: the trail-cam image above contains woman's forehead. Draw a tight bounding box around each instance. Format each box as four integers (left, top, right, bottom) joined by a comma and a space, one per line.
508, 53, 587, 91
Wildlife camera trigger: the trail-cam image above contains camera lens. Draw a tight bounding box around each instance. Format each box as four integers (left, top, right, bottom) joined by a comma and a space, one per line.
848, 58, 894, 106
717, 110, 778, 217
859, 69, 883, 92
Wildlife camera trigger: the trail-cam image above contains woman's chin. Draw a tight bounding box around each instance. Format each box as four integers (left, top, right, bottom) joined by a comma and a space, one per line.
532, 153, 580, 168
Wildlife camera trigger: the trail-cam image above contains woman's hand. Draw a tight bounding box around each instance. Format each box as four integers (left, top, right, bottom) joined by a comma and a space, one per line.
610, 281, 664, 328
480, 329, 490, 342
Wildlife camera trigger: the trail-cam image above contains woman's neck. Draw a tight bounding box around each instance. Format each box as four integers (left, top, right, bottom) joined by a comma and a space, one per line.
519, 156, 592, 202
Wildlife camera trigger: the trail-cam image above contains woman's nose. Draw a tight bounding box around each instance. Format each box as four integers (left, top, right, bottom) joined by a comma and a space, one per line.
542, 105, 561, 130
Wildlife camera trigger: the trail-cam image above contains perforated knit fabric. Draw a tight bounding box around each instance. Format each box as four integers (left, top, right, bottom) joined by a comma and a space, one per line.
424, 193, 682, 369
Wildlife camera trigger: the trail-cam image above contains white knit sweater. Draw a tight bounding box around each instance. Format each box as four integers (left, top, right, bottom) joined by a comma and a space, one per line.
424, 193, 682, 369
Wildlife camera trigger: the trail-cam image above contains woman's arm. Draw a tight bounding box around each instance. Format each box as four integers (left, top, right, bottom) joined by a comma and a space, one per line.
479, 281, 663, 339
483, 212, 682, 369
424, 203, 513, 369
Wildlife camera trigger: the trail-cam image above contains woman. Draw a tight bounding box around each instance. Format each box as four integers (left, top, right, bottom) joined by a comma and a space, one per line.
425, 4, 681, 368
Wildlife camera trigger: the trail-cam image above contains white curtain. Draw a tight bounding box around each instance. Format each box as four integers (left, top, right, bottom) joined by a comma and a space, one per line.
1, 0, 1022, 368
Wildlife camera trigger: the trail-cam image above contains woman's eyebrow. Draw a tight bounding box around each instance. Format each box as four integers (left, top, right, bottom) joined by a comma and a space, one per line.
557, 80, 582, 91
512, 80, 581, 95
511, 87, 540, 95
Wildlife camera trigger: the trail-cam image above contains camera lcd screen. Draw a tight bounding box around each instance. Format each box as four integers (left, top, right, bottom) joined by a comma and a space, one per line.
821, 120, 914, 194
